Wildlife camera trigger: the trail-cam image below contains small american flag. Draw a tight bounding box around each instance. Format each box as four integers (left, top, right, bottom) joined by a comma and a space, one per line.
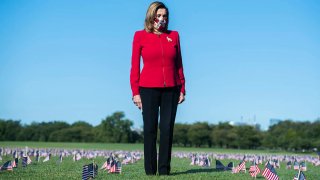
22, 156, 32, 167
11, 160, 16, 168
262, 162, 279, 180
35, 151, 40, 162
300, 162, 307, 171
101, 161, 108, 170
59, 153, 63, 163
286, 161, 292, 169
0, 161, 13, 171
232, 160, 246, 173
293, 161, 299, 170
13, 158, 18, 168
73, 153, 82, 161
82, 163, 98, 180
101, 157, 113, 170
108, 161, 116, 173
115, 161, 122, 173
12, 151, 17, 159
43, 155, 50, 162
108, 160, 122, 174
249, 161, 261, 177
27, 156, 32, 164
274, 159, 280, 168
293, 171, 307, 180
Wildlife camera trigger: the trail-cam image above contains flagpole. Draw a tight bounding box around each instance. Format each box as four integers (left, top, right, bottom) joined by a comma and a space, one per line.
297, 165, 301, 179
254, 157, 257, 179
25, 146, 28, 157
93, 159, 95, 178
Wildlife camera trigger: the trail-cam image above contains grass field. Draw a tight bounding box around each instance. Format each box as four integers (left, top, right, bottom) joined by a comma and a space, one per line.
0, 142, 319, 179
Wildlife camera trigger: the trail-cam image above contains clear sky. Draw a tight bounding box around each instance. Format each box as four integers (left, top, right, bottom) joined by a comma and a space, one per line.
1, 0, 319, 130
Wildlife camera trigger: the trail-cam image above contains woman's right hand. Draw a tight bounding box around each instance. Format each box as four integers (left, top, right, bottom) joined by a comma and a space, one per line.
132, 95, 142, 110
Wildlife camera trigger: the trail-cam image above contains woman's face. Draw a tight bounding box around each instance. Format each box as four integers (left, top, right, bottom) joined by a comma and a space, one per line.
154, 8, 167, 32
155, 8, 167, 21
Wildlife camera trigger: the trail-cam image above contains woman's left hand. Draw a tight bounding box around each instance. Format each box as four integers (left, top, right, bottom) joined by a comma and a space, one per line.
178, 92, 185, 104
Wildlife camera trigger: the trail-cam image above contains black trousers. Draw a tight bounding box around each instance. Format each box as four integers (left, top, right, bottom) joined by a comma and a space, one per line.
139, 86, 180, 175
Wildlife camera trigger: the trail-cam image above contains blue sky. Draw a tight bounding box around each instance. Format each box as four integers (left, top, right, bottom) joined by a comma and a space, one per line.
1, 0, 319, 130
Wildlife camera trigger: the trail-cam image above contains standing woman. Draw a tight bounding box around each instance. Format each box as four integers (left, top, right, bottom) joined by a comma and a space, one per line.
130, 1, 186, 176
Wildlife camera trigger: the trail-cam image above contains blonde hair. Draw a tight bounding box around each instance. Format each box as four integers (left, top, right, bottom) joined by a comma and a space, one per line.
144, 1, 169, 33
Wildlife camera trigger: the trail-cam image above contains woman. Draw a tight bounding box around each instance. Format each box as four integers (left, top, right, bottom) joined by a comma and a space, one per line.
130, 1, 186, 175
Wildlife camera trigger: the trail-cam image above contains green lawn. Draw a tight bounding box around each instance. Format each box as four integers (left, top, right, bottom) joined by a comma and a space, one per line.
0, 142, 319, 179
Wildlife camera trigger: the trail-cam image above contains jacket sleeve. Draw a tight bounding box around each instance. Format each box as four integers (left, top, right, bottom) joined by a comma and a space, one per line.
130, 31, 142, 96
176, 32, 186, 95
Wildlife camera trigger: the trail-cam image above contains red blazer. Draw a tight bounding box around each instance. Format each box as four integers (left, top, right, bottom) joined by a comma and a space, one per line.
130, 30, 186, 96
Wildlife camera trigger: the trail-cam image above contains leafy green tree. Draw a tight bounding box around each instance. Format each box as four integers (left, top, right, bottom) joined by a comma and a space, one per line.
234, 126, 262, 149
17, 121, 70, 141
48, 121, 94, 142
211, 122, 235, 148
1, 113, 318, 152
188, 122, 211, 147
49, 126, 94, 142
173, 123, 190, 147
71, 121, 93, 128
95, 111, 137, 143
263, 120, 318, 151
0, 119, 22, 141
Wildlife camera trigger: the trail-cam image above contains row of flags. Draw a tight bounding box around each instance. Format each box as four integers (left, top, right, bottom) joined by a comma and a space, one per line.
81, 155, 126, 180
288, 161, 307, 171
82, 155, 126, 180
183, 152, 311, 180
0, 147, 143, 169
0, 155, 32, 171
2, 147, 319, 166
0, 158, 309, 180
1, 151, 139, 179
1, 146, 317, 179
121, 152, 141, 164
231, 159, 307, 180
190, 154, 211, 167
172, 151, 320, 169
101, 155, 122, 173
0, 147, 143, 159
184, 153, 314, 171
182, 152, 311, 180
172, 152, 320, 168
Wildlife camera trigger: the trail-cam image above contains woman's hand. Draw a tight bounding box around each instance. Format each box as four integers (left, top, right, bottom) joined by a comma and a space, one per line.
178, 92, 185, 104
132, 95, 142, 109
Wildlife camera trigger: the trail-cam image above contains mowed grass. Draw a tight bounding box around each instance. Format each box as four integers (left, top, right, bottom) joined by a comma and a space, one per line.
0, 142, 319, 179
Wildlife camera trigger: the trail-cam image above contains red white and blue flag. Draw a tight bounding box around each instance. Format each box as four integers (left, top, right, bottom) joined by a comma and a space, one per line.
293, 171, 307, 180
262, 162, 279, 180
249, 161, 261, 177
0, 161, 13, 171
232, 160, 246, 173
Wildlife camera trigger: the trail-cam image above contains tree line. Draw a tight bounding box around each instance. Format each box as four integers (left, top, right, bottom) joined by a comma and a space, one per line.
173, 120, 320, 151
1, 111, 319, 151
